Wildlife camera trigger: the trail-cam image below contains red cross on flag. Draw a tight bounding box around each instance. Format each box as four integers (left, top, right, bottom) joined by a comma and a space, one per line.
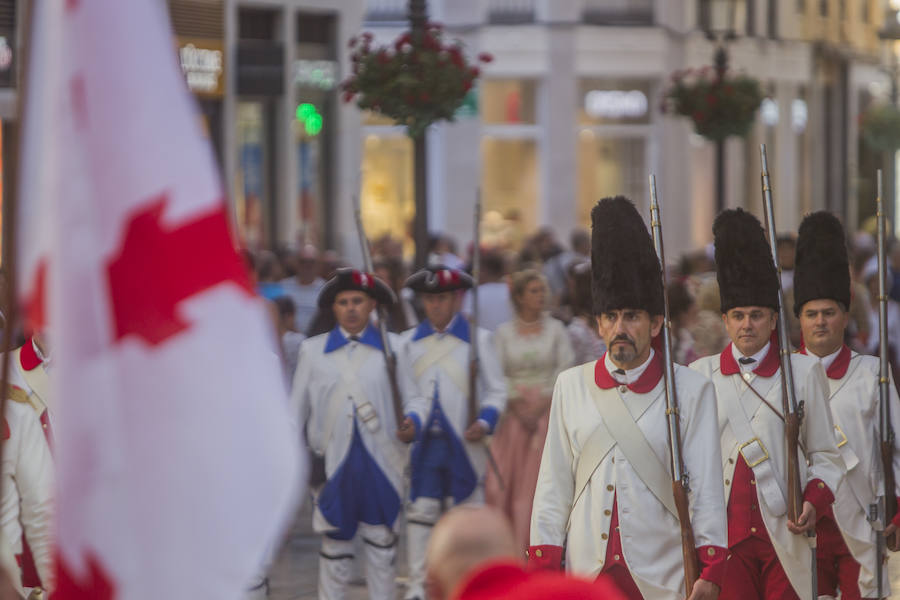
17, 1, 302, 597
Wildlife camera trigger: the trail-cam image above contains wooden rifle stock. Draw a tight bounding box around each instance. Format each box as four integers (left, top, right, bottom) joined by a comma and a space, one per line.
649, 175, 700, 595
884, 440, 897, 527
353, 195, 405, 429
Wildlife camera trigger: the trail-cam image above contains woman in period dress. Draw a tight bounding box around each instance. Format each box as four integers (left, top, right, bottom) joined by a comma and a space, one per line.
485, 269, 575, 549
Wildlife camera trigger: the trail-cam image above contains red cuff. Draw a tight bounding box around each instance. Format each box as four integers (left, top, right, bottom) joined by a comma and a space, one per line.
696, 545, 727, 588
803, 479, 835, 517
891, 497, 900, 529
526, 545, 563, 571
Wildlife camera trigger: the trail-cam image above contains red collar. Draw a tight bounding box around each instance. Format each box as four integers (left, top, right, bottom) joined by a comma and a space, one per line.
799, 344, 851, 380
720, 333, 780, 377
19, 338, 43, 371
594, 352, 663, 394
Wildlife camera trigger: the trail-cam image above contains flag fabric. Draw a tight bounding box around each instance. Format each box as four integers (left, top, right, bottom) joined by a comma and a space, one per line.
17, 1, 302, 598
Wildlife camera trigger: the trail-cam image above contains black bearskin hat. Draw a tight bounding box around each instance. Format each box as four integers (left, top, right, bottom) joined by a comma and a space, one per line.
793, 211, 850, 316
318, 268, 397, 309
590, 196, 664, 316
713, 209, 779, 313
405, 265, 474, 294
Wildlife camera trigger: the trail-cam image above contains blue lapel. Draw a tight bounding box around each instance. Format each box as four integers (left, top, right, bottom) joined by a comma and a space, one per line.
410, 314, 470, 343
323, 324, 385, 353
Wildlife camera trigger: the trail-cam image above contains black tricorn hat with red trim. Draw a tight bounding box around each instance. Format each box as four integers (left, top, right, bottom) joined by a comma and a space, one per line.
317, 268, 397, 308
405, 266, 474, 293
793, 211, 851, 316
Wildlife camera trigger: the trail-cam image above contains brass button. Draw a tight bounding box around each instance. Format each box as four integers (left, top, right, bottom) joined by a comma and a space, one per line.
601, 533, 608, 540
750, 479, 756, 485
743, 372, 752, 380
817, 482, 825, 489
535, 549, 543, 558
619, 385, 628, 394
728, 457, 734, 464
725, 479, 730, 485
614, 554, 621, 561
525, 550, 529, 557
616, 526, 620, 531
607, 485, 614, 491
604, 509, 611, 516
750, 527, 757, 533
707, 548, 716, 556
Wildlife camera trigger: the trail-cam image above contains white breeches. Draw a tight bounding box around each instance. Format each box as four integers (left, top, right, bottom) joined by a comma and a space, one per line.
318, 523, 397, 600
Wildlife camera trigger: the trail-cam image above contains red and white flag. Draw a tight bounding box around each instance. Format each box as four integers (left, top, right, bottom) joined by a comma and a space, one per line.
18, 1, 302, 598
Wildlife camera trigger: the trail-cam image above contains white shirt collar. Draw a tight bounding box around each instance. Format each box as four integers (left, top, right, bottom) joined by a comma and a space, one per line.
732, 340, 770, 373
807, 345, 843, 372
606, 348, 655, 385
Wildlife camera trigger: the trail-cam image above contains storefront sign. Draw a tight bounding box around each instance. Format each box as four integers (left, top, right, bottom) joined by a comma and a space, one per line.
584, 90, 648, 120
0, 32, 15, 89
178, 38, 224, 97
294, 60, 337, 90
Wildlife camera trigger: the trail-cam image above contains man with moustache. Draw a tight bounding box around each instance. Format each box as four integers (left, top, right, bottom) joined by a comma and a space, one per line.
399, 265, 507, 600
689, 209, 844, 600
792, 212, 900, 599
292, 268, 427, 600
529, 196, 728, 600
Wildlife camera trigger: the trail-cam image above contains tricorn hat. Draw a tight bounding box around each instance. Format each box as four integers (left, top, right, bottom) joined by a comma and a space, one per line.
590, 196, 664, 315
713, 209, 779, 313
405, 266, 474, 294
317, 268, 397, 309
793, 211, 850, 316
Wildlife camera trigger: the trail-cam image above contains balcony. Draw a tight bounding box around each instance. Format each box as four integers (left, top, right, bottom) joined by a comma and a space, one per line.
582, 0, 653, 26
488, 0, 536, 25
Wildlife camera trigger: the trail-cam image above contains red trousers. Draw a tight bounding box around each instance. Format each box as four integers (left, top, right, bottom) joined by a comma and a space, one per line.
719, 537, 800, 600
817, 517, 863, 600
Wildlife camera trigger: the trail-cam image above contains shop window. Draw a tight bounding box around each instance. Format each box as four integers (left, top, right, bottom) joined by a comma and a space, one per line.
235, 101, 271, 249
481, 80, 537, 125
481, 137, 538, 244
360, 135, 415, 257
577, 134, 646, 226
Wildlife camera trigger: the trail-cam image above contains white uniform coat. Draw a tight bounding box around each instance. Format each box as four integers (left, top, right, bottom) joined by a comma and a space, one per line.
291, 329, 428, 532
0, 400, 53, 588
400, 316, 507, 485
530, 360, 727, 600
690, 351, 845, 600
819, 350, 900, 596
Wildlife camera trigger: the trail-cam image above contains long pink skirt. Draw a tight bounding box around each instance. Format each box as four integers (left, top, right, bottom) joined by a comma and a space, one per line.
484, 405, 550, 551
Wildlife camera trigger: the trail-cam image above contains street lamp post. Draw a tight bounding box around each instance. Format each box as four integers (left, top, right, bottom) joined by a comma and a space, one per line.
702, 0, 736, 214
409, 0, 430, 269
879, 4, 900, 233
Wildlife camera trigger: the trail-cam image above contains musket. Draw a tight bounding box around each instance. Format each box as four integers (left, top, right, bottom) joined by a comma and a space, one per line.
649, 175, 700, 596
468, 191, 504, 490
759, 144, 816, 599
875, 169, 895, 599
353, 195, 405, 429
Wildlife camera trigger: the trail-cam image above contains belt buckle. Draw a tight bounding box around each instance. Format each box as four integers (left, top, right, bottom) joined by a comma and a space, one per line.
739, 437, 769, 468
356, 401, 377, 424
834, 424, 848, 448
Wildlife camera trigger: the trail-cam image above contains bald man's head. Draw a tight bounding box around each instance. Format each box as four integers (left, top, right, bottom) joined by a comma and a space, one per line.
425, 505, 520, 600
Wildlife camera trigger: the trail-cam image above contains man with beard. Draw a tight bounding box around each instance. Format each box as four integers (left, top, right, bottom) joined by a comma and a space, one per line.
529, 197, 727, 600
689, 209, 844, 600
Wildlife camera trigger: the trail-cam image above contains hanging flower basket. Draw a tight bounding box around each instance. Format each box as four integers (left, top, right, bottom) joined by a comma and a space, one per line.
861, 104, 900, 152
661, 67, 763, 141
341, 24, 492, 138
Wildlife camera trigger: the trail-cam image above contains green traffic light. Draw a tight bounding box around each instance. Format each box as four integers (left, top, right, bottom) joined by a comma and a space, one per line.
305, 113, 323, 136
296, 102, 316, 121
296, 103, 323, 136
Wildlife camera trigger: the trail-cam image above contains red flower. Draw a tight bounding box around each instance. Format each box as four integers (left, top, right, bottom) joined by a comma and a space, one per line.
463, 80, 473, 92
377, 50, 391, 64
342, 91, 355, 103
349, 37, 357, 49
693, 111, 706, 122
362, 32, 373, 41
478, 52, 493, 63
469, 66, 480, 77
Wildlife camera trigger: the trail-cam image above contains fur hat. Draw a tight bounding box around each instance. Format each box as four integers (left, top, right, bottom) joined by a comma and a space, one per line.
405, 266, 474, 294
713, 209, 779, 313
317, 268, 397, 309
590, 196, 664, 315
793, 212, 850, 316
